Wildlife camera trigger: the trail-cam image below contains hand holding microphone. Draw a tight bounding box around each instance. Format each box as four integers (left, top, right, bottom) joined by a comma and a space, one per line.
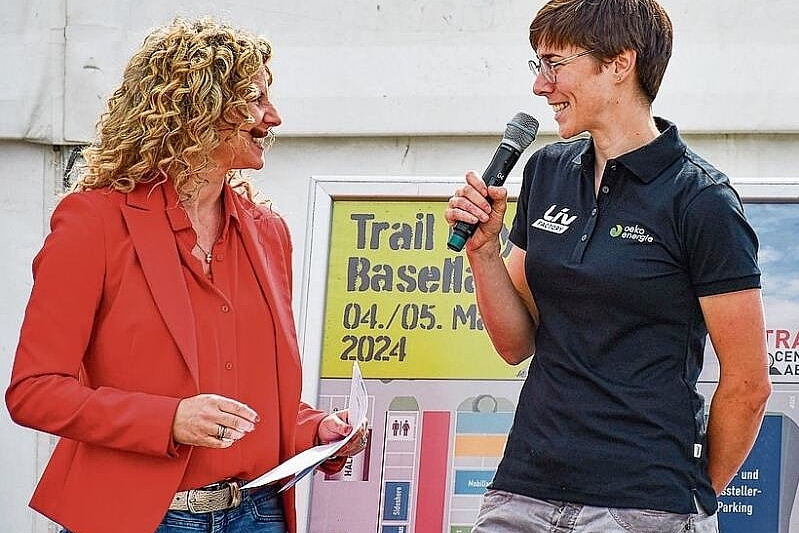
446, 112, 539, 252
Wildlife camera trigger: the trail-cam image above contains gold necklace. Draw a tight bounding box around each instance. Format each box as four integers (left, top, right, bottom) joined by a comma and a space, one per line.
194, 242, 213, 264
183, 199, 222, 265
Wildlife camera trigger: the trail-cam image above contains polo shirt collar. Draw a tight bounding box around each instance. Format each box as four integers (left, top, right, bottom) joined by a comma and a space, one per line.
573, 117, 687, 183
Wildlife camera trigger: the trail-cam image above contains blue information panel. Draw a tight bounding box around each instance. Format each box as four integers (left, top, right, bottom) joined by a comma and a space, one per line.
453, 470, 495, 495
718, 414, 781, 530
718, 413, 799, 533
382, 481, 411, 521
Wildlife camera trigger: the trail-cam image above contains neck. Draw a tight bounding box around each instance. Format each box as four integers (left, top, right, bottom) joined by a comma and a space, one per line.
593, 109, 658, 160
591, 103, 659, 190
182, 181, 225, 216
181, 180, 225, 248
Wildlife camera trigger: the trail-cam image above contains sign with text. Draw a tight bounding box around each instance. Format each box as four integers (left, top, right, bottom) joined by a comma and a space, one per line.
319, 199, 521, 380
717, 413, 799, 533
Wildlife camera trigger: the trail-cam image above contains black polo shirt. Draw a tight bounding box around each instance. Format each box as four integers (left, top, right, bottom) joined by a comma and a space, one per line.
492, 118, 760, 514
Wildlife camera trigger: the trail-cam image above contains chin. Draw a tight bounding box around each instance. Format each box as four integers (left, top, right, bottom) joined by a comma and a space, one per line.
233, 156, 265, 171
557, 124, 584, 140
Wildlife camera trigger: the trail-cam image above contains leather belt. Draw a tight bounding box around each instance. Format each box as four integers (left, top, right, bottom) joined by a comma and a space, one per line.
169, 479, 245, 513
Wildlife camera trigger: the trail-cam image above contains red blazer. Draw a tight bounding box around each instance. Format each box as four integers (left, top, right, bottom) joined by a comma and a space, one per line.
6, 184, 329, 533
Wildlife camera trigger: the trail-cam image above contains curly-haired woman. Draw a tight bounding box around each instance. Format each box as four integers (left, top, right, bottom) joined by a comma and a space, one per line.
6, 18, 366, 533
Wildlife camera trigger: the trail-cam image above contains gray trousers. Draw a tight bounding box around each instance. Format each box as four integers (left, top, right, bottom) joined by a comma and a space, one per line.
472, 489, 719, 533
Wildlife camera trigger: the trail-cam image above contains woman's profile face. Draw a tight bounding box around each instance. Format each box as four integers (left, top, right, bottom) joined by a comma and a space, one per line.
210, 67, 282, 173
532, 44, 614, 139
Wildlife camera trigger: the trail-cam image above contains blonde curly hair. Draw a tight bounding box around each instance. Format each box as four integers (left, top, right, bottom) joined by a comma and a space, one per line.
76, 18, 273, 201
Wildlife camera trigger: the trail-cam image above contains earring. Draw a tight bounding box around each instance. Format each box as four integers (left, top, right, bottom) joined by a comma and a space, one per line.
617, 75, 622, 81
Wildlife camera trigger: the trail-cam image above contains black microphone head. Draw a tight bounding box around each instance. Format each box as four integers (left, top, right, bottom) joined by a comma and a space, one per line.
503, 112, 539, 152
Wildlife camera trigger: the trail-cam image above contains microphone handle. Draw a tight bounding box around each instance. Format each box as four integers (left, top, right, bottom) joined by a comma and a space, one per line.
447, 143, 521, 252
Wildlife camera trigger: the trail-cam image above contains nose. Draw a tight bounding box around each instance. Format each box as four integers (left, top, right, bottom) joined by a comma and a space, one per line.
263, 101, 282, 128
532, 71, 553, 96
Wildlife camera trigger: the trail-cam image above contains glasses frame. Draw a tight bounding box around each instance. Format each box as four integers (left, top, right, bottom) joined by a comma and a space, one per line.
528, 49, 595, 84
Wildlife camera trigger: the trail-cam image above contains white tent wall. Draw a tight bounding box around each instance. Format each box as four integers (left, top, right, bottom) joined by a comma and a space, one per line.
0, 0, 65, 142
2, 0, 798, 142
2, 0, 799, 531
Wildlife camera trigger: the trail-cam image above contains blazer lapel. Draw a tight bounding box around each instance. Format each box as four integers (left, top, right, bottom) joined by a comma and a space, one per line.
237, 204, 300, 353
235, 198, 303, 456
122, 185, 199, 385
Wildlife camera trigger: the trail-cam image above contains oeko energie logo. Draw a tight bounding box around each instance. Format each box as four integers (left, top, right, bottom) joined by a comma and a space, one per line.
609, 224, 654, 243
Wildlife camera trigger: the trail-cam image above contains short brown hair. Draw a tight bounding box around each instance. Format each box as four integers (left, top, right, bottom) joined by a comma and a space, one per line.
530, 0, 672, 102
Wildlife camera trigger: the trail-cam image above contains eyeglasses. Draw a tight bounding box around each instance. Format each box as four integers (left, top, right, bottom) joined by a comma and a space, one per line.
528, 49, 595, 84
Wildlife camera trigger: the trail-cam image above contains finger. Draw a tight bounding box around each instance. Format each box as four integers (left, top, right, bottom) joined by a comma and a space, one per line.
340, 431, 369, 456
210, 434, 235, 448
326, 413, 353, 438
215, 399, 258, 434
464, 170, 487, 195
448, 195, 490, 226
219, 412, 256, 435
200, 425, 234, 449
215, 423, 239, 444
317, 412, 354, 443
221, 425, 246, 441
486, 186, 508, 215
217, 398, 260, 423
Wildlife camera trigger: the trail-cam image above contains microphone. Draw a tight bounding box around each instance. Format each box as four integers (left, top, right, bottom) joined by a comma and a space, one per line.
447, 112, 539, 252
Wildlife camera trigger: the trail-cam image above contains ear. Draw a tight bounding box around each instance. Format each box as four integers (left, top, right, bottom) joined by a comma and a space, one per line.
612, 49, 637, 82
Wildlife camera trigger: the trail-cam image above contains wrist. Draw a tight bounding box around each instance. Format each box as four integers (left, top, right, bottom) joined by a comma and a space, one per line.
465, 240, 503, 262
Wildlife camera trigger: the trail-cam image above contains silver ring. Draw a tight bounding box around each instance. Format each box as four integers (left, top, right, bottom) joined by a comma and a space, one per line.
216, 424, 227, 440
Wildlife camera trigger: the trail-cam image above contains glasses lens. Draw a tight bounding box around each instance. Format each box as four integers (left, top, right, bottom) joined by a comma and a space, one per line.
530, 58, 555, 83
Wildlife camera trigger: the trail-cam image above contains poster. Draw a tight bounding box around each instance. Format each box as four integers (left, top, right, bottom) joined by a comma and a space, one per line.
319, 199, 520, 381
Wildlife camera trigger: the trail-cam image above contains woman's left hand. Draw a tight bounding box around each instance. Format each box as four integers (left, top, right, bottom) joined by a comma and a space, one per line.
317, 409, 369, 457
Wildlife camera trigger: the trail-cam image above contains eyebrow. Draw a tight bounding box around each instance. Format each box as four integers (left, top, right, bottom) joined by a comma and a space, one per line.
540, 52, 566, 62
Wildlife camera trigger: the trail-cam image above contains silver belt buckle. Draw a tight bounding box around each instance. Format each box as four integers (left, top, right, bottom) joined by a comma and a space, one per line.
186, 488, 202, 514
227, 480, 242, 509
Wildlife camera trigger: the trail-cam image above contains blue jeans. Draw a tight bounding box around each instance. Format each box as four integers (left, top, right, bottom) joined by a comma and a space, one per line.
472, 489, 718, 533
60, 484, 285, 533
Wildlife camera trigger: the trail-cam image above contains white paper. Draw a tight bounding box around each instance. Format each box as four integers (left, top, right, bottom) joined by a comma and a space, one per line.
242, 362, 368, 491
347, 360, 368, 428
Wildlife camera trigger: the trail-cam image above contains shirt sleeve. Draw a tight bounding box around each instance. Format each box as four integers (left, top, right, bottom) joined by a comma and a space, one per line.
682, 183, 761, 297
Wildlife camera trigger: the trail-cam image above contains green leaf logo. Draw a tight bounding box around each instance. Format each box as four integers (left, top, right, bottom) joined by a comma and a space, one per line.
609, 225, 623, 238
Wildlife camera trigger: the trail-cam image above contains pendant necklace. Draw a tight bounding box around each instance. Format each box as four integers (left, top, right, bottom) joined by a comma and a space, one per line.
194, 242, 213, 264
185, 199, 222, 266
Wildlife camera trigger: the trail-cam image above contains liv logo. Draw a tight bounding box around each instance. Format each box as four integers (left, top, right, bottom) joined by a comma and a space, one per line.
532, 205, 578, 235
609, 224, 654, 243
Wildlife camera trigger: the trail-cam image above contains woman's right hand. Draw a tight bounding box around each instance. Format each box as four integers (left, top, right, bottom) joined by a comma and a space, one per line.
172, 394, 259, 448
444, 171, 508, 253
